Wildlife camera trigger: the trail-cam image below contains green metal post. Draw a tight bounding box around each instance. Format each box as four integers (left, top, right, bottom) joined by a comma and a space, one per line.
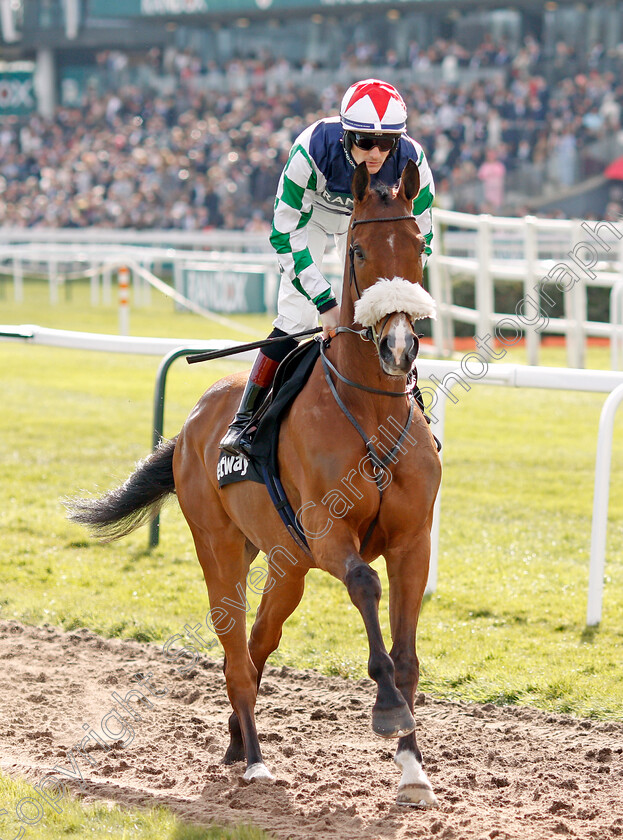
149, 347, 210, 549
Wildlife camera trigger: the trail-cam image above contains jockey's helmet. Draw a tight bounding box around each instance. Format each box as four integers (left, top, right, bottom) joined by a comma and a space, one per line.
340, 78, 407, 134
340, 78, 407, 157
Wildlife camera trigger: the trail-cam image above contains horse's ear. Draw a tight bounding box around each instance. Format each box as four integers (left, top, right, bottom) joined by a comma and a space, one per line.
352, 162, 370, 203
398, 158, 420, 203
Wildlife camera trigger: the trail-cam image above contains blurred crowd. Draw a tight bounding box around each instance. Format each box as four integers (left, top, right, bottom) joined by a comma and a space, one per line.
1, 33, 623, 230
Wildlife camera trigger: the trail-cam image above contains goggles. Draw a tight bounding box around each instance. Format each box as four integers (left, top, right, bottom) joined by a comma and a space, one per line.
350, 132, 399, 152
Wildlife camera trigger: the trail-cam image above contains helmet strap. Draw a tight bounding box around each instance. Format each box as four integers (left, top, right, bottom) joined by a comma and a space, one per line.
342, 132, 357, 168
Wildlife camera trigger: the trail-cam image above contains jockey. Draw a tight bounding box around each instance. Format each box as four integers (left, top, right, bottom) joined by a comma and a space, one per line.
220, 78, 435, 456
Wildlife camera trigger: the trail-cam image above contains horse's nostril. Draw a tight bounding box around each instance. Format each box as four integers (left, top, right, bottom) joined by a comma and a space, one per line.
379, 336, 393, 363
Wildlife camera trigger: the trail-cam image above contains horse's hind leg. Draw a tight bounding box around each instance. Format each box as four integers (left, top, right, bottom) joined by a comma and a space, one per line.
225, 565, 306, 764
386, 534, 438, 808
188, 523, 272, 781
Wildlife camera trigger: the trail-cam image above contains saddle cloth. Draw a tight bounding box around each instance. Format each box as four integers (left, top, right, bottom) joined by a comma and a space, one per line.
217, 338, 320, 489
216, 339, 321, 553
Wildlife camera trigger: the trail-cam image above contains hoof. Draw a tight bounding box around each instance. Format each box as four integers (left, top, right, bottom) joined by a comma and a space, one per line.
396, 784, 439, 808
394, 749, 437, 808
243, 762, 275, 782
372, 705, 416, 739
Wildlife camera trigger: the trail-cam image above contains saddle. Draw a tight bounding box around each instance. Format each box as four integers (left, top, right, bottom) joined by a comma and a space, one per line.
216, 339, 321, 552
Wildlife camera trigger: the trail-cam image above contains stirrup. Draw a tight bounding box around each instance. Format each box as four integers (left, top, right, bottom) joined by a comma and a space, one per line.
219, 355, 276, 456
219, 422, 254, 457
219, 382, 267, 455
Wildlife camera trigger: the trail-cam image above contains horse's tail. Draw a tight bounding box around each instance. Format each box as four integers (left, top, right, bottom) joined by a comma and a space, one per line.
65, 437, 177, 542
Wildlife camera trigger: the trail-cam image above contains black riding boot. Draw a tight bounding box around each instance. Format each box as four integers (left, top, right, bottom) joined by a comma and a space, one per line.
219, 330, 299, 456
219, 380, 268, 456
219, 351, 280, 456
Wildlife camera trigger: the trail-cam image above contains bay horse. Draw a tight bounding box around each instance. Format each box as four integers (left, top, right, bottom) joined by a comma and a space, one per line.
68, 159, 442, 807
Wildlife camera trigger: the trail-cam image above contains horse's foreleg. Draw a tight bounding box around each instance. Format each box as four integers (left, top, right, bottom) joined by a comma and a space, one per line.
344, 558, 416, 738
386, 534, 438, 808
225, 567, 306, 764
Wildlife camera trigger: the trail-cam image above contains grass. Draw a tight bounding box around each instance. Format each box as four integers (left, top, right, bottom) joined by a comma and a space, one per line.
0, 774, 272, 840
2, 279, 622, 710
1, 278, 623, 832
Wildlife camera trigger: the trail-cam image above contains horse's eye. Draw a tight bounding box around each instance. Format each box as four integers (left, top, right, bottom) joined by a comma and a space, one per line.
353, 245, 365, 261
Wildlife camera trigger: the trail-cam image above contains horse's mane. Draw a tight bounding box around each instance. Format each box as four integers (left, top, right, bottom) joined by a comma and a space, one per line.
373, 184, 394, 205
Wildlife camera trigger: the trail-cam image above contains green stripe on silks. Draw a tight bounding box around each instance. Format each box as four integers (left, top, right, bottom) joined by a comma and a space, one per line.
269, 203, 313, 253
418, 149, 424, 164
280, 174, 305, 210
296, 207, 312, 230
423, 230, 433, 256
294, 146, 318, 191
313, 288, 334, 309
292, 276, 312, 302
412, 184, 433, 216
291, 248, 315, 301
293, 248, 313, 278
284, 145, 318, 191
270, 224, 294, 255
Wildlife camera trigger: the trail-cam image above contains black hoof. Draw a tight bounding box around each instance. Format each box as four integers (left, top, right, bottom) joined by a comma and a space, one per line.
372, 704, 416, 738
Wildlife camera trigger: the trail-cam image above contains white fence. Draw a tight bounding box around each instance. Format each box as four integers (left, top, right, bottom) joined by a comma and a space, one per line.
418, 359, 623, 627
2, 212, 623, 368
428, 211, 623, 369
1, 324, 621, 626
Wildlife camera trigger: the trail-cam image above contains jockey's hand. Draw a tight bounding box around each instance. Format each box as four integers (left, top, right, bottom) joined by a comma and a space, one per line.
320, 304, 340, 340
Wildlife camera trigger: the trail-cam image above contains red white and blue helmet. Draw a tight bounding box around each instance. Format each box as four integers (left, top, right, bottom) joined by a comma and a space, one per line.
340, 78, 407, 134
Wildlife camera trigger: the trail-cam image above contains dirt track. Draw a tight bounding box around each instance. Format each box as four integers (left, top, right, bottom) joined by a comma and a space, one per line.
1, 620, 622, 839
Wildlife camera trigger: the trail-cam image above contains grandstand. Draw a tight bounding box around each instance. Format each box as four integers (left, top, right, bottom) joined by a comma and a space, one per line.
1, 0, 623, 220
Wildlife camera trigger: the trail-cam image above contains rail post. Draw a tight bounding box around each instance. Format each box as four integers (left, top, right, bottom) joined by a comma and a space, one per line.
427, 215, 447, 356
475, 215, 494, 352
118, 266, 130, 336
586, 382, 623, 626
523, 216, 540, 366
149, 346, 212, 549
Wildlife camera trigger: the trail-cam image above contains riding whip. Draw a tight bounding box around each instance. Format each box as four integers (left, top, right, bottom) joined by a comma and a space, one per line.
186, 327, 322, 364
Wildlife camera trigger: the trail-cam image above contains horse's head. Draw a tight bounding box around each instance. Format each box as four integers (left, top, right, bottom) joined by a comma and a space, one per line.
348, 159, 435, 376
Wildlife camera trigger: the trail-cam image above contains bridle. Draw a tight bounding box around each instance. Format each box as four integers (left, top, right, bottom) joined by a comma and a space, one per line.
348, 213, 419, 301
347, 212, 422, 359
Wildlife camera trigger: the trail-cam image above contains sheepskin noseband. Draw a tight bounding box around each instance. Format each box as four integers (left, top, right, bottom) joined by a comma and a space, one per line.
354, 277, 436, 327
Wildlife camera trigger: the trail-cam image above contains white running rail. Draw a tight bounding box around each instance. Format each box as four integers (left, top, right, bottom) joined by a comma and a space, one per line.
2, 324, 621, 626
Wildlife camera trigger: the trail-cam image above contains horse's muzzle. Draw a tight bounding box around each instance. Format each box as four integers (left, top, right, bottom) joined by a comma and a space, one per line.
379, 325, 419, 375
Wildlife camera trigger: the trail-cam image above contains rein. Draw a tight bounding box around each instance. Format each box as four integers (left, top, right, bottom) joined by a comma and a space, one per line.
320, 337, 410, 397
319, 337, 416, 555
